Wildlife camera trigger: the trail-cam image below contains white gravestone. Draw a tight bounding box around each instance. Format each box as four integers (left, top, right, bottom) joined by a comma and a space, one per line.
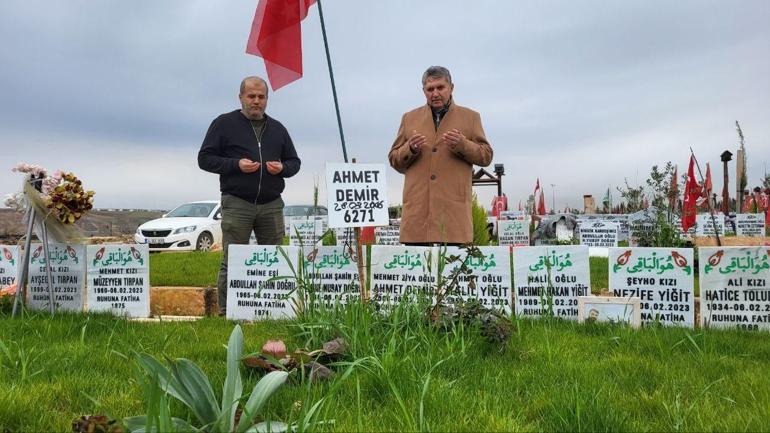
289, 217, 326, 247
333, 227, 357, 247
86, 244, 150, 318
699, 247, 770, 331
370, 246, 436, 307
695, 214, 724, 236
579, 221, 619, 247
302, 246, 362, 307
226, 245, 300, 321
498, 219, 529, 247
375, 222, 401, 245
608, 247, 694, 327
736, 213, 766, 237
326, 163, 389, 228
439, 246, 512, 314
513, 246, 591, 320
0, 245, 19, 289
27, 243, 86, 312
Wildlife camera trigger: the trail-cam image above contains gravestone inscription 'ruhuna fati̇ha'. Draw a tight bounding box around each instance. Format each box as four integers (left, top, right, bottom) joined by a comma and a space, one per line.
700, 247, 770, 331
86, 244, 150, 318
497, 219, 529, 247
579, 221, 619, 247
26, 243, 86, 312
513, 246, 591, 320
735, 213, 766, 237
303, 246, 362, 307
0, 246, 19, 289
440, 246, 512, 314
609, 247, 694, 327
370, 246, 436, 306
227, 245, 299, 321
326, 163, 389, 228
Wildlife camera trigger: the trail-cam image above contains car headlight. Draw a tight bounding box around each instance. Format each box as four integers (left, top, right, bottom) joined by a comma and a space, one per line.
173, 225, 197, 234
136, 227, 142, 235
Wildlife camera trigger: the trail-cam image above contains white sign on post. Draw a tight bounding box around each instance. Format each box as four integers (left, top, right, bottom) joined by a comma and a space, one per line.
695, 214, 724, 236
608, 247, 694, 327
513, 246, 591, 320
736, 213, 766, 237
579, 221, 619, 247
440, 246, 512, 314
370, 246, 436, 307
699, 247, 770, 331
302, 246, 362, 307
226, 245, 299, 321
27, 243, 86, 312
326, 163, 388, 228
86, 245, 150, 317
0, 246, 19, 289
498, 219, 529, 247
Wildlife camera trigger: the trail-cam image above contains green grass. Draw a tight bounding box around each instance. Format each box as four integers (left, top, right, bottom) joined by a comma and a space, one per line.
149, 251, 221, 287
1, 305, 770, 432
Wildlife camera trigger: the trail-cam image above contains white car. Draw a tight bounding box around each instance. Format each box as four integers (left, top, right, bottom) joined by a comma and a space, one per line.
135, 200, 222, 251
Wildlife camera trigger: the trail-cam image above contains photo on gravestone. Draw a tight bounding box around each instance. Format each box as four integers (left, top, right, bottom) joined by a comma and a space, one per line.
577, 296, 641, 328
0, 246, 19, 313
369, 245, 436, 307
86, 244, 150, 318
226, 245, 300, 321
26, 243, 86, 312
608, 247, 695, 327
301, 245, 362, 309
326, 162, 389, 228
512, 246, 591, 320
699, 246, 770, 331
437, 246, 512, 314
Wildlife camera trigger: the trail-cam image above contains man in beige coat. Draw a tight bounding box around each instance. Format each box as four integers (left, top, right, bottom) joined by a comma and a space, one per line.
389, 66, 493, 245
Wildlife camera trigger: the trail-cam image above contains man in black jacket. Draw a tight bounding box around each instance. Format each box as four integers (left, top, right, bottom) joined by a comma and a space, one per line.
198, 76, 301, 315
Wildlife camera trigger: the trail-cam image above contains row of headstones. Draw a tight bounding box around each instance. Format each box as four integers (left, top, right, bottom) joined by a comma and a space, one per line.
225, 244, 770, 331
0, 244, 150, 317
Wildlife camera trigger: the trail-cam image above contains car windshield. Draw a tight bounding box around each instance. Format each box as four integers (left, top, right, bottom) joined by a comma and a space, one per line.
284, 205, 327, 217
166, 203, 217, 218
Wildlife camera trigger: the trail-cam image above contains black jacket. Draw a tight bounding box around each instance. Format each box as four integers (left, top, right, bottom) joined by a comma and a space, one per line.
198, 110, 301, 204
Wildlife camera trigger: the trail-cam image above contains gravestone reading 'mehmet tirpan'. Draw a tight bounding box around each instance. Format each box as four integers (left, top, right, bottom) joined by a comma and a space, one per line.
86, 244, 150, 318
700, 247, 770, 331
27, 243, 86, 312
609, 247, 695, 327
513, 246, 591, 320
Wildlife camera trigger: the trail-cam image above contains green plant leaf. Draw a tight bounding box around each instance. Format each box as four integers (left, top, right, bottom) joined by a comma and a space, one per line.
124, 415, 199, 433
169, 358, 221, 426
236, 371, 289, 433
218, 324, 244, 432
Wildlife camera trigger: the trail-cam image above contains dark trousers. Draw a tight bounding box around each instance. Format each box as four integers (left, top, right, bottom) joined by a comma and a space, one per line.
217, 194, 284, 313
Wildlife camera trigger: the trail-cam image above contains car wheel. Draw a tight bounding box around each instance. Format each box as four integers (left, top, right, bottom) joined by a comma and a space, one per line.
196, 232, 214, 251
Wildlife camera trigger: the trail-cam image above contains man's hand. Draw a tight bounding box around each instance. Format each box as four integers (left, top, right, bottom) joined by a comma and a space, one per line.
408, 130, 426, 154
239, 158, 261, 173
265, 161, 283, 175
442, 129, 466, 151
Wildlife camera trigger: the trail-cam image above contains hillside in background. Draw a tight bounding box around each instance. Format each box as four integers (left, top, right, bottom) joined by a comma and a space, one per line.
0, 208, 165, 241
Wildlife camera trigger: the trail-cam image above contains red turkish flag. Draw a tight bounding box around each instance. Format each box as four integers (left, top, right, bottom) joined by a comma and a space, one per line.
538, 189, 546, 215
682, 155, 702, 233
246, 0, 316, 90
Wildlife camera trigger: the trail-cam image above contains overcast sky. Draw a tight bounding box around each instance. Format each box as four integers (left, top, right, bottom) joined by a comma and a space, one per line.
1, 0, 768, 211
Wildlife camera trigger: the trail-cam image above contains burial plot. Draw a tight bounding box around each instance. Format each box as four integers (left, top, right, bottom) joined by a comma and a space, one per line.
0, 246, 18, 289
439, 246, 512, 314
736, 213, 766, 237
302, 246, 362, 307
579, 221, 619, 247
498, 219, 529, 247
87, 244, 150, 317
699, 247, 770, 331
513, 246, 591, 320
370, 246, 436, 307
608, 247, 694, 327
226, 245, 299, 320
27, 243, 86, 312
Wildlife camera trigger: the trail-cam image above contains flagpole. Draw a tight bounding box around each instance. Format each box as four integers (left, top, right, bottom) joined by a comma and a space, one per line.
316, 0, 348, 163
690, 147, 721, 247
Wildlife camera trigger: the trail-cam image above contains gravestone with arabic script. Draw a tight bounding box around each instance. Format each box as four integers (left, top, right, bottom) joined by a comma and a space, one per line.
579, 221, 619, 247
26, 243, 86, 312
302, 246, 362, 307
699, 247, 770, 331
86, 244, 150, 317
498, 219, 529, 247
0, 246, 18, 290
440, 246, 512, 314
513, 246, 591, 320
289, 217, 326, 246
609, 247, 694, 327
735, 213, 766, 237
695, 214, 725, 236
369, 246, 436, 307
226, 245, 299, 320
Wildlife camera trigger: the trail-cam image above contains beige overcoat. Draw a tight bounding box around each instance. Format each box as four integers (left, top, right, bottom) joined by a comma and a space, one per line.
388, 102, 493, 244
